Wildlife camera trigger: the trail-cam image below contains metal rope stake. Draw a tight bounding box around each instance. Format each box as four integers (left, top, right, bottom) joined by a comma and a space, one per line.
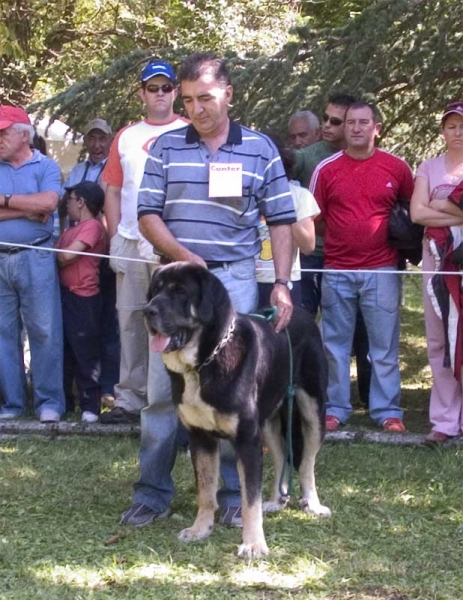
253, 307, 295, 499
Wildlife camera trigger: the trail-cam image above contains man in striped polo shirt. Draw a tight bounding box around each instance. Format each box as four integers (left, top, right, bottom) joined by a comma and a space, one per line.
119, 52, 296, 529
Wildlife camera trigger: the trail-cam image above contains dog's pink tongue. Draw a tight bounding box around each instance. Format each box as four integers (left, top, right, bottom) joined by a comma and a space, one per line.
150, 333, 171, 352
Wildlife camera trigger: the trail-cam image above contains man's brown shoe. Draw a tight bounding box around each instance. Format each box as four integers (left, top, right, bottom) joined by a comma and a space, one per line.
100, 407, 139, 424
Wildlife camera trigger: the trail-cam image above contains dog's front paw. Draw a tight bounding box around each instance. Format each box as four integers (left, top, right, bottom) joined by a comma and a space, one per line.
237, 540, 269, 559
263, 495, 290, 514
298, 498, 332, 517
178, 524, 214, 542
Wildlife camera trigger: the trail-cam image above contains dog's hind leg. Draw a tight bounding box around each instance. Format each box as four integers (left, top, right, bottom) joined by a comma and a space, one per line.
235, 432, 269, 559
262, 416, 290, 513
295, 390, 332, 517
178, 429, 219, 542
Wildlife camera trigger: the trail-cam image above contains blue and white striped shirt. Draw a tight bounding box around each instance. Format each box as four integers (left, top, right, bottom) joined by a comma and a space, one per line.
137, 121, 295, 262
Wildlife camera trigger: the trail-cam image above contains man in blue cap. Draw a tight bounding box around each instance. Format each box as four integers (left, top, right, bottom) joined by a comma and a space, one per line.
100, 61, 188, 423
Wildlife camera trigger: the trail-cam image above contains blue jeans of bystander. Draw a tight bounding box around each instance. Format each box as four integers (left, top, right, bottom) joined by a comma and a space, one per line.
321, 267, 401, 425
0, 248, 65, 418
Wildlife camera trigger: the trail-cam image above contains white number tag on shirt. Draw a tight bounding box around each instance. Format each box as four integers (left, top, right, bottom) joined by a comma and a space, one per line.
208, 163, 242, 197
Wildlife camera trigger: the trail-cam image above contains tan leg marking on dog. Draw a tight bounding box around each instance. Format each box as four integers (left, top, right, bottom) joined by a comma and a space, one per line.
236, 461, 269, 559
178, 448, 219, 542
296, 390, 332, 517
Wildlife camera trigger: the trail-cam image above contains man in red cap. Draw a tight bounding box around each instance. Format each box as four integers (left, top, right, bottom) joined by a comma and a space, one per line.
0, 105, 65, 422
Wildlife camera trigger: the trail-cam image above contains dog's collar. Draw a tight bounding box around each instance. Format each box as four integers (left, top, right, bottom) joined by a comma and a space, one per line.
198, 317, 236, 371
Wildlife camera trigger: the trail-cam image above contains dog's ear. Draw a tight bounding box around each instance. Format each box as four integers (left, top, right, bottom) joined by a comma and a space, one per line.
196, 270, 216, 323
197, 269, 230, 323
147, 269, 161, 302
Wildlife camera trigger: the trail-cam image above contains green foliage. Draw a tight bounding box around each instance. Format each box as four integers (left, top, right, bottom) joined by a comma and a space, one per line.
231, 0, 463, 165
1, 0, 297, 106
3, 0, 463, 164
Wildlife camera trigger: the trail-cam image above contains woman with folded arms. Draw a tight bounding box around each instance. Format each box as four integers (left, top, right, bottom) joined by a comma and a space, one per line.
411, 102, 463, 444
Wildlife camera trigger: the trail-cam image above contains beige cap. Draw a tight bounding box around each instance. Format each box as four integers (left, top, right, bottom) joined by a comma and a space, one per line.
84, 118, 112, 136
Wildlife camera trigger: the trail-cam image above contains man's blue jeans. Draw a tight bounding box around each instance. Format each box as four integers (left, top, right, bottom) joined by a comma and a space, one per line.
133, 258, 259, 513
321, 267, 402, 425
0, 248, 65, 417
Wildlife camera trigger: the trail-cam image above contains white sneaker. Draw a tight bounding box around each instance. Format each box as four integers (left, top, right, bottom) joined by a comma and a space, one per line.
81, 411, 99, 423
39, 409, 60, 423
0, 411, 22, 420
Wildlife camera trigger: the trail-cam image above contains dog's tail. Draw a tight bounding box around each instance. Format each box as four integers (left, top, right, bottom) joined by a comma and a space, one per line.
280, 391, 325, 470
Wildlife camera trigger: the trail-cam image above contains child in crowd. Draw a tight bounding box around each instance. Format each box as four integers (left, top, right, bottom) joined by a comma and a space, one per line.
56, 181, 107, 422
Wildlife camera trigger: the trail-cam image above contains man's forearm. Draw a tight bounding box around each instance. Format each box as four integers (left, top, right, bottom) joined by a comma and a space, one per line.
268, 223, 293, 280
104, 185, 122, 238
0, 192, 58, 214
0, 207, 29, 221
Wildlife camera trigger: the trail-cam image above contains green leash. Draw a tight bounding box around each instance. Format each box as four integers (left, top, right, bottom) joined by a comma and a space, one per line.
252, 307, 295, 499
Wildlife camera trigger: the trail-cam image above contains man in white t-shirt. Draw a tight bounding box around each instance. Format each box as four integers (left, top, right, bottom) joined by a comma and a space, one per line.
101, 61, 188, 423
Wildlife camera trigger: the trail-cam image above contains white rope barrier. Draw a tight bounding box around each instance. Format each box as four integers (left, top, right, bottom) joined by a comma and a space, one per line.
0, 241, 461, 276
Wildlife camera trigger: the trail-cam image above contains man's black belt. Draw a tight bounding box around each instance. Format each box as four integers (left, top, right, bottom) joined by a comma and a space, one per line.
160, 256, 235, 270
0, 234, 52, 255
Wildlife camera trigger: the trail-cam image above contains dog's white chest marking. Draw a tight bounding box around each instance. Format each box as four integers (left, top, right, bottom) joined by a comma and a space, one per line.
177, 371, 238, 437
163, 339, 199, 374
162, 337, 237, 436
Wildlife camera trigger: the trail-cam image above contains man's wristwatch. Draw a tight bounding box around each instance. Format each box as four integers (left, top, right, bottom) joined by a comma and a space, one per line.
3, 194, 12, 208
274, 278, 293, 291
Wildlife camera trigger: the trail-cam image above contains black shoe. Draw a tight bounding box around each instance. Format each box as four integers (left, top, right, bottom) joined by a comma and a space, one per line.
218, 506, 243, 528
99, 407, 139, 424
119, 503, 170, 527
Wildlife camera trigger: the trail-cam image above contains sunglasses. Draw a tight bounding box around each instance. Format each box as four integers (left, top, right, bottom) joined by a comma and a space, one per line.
323, 114, 344, 127
145, 84, 175, 94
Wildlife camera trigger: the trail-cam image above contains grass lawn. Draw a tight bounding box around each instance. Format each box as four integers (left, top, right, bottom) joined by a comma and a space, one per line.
1, 273, 462, 599
1, 439, 462, 599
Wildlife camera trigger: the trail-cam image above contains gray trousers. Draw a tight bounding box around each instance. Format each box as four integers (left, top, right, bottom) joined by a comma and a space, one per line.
109, 233, 153, 414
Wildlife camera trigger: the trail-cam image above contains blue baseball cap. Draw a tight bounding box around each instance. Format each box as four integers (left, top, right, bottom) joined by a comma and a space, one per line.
141, 61, 176, 84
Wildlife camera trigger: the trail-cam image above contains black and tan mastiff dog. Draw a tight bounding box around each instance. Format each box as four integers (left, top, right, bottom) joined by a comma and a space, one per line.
145, 262, 331, 558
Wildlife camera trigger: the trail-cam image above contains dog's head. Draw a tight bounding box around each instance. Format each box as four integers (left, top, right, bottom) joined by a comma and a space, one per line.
145, 262, 232, 354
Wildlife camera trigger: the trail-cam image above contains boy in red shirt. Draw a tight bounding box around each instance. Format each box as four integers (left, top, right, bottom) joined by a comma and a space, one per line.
56, 181, 107, 422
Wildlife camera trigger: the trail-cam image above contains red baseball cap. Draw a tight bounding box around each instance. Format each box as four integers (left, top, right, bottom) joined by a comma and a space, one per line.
441, 102, 463, 123
0, 105, 31, 130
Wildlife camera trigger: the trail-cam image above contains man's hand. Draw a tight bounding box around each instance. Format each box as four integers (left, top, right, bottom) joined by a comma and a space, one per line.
270, 284, 293, 333
185, 252, 207, 268
26, 212, 49, 223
